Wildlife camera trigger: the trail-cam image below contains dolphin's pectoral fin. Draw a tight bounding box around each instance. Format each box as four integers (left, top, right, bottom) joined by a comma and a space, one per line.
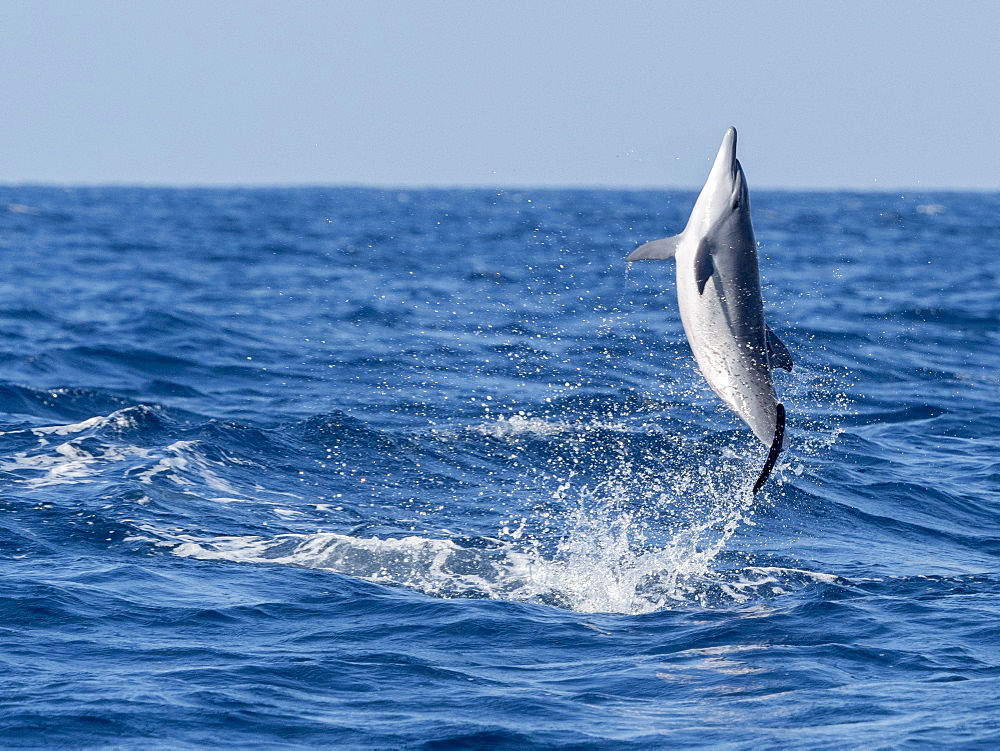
765, 327, 793, 371
694, 237, 714, 294
753, 403, 785, 494
626, 235, 682, 261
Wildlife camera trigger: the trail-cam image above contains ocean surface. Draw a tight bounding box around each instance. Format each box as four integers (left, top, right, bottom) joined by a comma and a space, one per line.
0, 185, 997, 749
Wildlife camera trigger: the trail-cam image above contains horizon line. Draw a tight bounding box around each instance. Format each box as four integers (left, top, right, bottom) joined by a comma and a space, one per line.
2, 181, 997, 194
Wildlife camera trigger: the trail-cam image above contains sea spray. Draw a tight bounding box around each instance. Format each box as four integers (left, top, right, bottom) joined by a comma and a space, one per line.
172, 422, 773, 614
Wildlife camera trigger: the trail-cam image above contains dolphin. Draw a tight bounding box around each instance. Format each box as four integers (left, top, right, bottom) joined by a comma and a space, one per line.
627, 127, 791, 493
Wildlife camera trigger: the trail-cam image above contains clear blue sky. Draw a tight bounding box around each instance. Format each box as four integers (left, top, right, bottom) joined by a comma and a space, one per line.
2, 0, 998, 189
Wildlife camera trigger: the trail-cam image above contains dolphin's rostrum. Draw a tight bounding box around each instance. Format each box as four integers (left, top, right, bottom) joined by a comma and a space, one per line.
627, 127, 791, 493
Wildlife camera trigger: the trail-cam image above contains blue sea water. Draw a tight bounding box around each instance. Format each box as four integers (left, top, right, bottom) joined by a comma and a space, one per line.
0, 185, 998, 749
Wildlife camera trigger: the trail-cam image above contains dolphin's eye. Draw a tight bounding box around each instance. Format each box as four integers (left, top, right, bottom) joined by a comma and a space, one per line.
733, 199, 741, 210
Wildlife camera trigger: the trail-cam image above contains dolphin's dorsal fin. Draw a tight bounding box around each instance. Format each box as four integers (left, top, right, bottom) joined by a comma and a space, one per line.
766, 327, 793, 371
694, 237, 714, 294
626, 235, 682, 262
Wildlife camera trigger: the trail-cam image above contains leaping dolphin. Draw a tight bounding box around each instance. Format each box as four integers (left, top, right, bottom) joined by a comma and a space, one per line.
627, 127, 791, 493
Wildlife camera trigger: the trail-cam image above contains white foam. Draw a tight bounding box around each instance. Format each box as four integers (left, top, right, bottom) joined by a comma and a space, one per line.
0, 410, 269, 503
0, 442, 153, 488
171, 520, 836, 615
29, 404, 153, 436
133, 441, 242, 496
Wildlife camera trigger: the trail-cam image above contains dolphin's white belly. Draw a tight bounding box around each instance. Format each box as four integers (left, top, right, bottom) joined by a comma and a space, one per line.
676, 268, 777, 444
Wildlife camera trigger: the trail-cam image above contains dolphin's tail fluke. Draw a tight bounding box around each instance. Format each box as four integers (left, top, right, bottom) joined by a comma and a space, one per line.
752, 403, 785, 494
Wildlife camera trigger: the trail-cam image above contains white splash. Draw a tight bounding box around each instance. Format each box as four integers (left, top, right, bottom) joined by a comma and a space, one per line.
170, 459, 793, 615
171, 511, 835, 615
